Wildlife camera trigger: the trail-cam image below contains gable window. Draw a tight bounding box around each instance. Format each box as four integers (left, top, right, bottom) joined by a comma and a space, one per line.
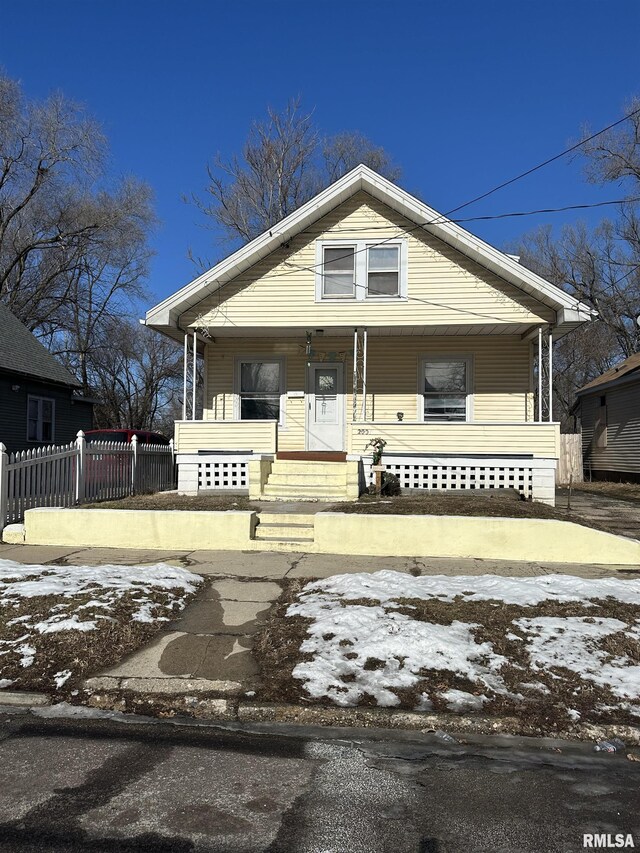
236, 358, 285, 424
322, 246, 356, 297
316, 240, 406, 301
367, 246, 400, 297
421, 357, 472, 422
27, 396, 55, 442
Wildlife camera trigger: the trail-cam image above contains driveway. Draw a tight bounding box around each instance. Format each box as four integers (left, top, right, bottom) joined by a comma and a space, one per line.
556, 488, 640, 541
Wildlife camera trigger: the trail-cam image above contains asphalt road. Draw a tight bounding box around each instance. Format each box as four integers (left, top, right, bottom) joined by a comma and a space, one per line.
0, 710, 637, 852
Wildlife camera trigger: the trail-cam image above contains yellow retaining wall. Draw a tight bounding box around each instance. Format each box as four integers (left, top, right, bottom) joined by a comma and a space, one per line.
16, 507, 640, 566
314, 513, 640, 565
22, 508, 256, 551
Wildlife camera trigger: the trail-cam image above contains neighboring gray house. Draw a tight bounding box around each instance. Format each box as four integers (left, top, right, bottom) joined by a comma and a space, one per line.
574, 353, 640, 482
0, 303, 94, 454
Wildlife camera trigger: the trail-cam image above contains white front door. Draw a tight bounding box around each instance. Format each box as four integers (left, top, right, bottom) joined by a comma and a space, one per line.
307, 363, 344, 451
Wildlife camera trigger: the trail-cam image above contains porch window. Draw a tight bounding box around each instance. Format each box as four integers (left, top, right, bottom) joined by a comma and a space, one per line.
236, 359, 284, 423
422, 357, 471, 422
27, 396, 55, 442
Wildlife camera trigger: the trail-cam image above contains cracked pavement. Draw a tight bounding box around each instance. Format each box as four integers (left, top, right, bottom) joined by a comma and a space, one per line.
0, 712, 637, 852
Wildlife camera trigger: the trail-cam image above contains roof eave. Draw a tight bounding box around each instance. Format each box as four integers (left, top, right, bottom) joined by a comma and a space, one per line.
146, 164, 595, 332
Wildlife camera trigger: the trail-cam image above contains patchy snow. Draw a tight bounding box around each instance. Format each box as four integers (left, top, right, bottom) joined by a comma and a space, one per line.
288, 598, 508, 707
0, 679, 14, 689
297, 571, 640, 607
439, 689, 488, 712
516, 616, 640, 700
0, 560, 202, 690
288, 571, 640, 715
53, 670, 72, 688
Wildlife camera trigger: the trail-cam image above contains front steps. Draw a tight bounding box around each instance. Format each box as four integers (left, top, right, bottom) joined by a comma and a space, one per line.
261, 459, 352, 501
253, 512, 315, 545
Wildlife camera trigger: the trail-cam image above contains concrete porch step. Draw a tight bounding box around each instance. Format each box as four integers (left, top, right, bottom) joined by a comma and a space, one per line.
266, 473, 347, 486
262, 484, 349, 498
255, 522, 315, 539
268, 461, 347, 475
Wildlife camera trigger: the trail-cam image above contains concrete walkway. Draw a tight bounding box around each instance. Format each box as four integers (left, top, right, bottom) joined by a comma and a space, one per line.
556, 488, 640, 541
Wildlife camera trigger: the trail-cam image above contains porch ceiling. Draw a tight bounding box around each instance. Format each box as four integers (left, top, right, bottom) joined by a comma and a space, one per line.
182, 323, 538, 340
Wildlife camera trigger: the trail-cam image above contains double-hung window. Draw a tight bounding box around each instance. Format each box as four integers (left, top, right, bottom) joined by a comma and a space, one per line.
27, 396, 55, 442
236, 358, 284, 423
317, 240, 406, 300
366, 246, 400, 297
322, 246, 356, 298
422, 357, 472, 422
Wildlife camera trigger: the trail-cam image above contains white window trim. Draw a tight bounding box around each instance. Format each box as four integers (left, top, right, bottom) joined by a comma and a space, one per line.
27, 394, 56, 443
418, 355, 474, 423
233, 356, 286, 428
315, 239, 407, 302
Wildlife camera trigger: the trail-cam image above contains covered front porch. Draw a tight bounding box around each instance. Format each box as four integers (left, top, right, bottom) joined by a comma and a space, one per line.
173, 324, 560, 504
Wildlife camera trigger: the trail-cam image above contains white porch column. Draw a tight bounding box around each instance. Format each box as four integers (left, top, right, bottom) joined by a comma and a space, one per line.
360, 327, 368, 421
352, 327, 359, 421
537, 326, 542, 422
192, 330, 197, 421
182, 333, 188, 420
548, 328, 553, 422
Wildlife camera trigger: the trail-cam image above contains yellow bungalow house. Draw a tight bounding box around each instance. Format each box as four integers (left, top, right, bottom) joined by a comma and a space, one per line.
145, 166, 594, 506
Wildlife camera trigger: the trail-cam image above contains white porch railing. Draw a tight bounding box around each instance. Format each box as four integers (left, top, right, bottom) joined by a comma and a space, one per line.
174, 420, 278, 453
0, 432, 175, 529
347, 421, 560, 458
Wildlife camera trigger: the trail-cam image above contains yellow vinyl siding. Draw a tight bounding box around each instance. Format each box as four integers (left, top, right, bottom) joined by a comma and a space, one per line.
175, 420, 277, 453
181, 192, 555, 330
202, 335, 536, 452
347, 423, 559, 458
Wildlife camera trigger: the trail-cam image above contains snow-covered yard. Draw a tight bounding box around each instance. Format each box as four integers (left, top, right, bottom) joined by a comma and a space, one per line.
257, 571, 640, 730
0, 559, 202, 693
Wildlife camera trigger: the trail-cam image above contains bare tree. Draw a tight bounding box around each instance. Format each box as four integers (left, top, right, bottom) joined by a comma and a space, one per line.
512, 99, 640, 428
191, 97, 401, 252
89, 319, 183, 433
0, 71, 155, 351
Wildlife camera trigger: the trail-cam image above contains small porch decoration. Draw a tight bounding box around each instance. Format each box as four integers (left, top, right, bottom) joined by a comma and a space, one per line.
366, 437, 387, 495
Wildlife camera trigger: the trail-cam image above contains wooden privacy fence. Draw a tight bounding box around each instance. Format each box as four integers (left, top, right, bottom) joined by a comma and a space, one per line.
557, 433, 584, 485
0, 431, 175, 528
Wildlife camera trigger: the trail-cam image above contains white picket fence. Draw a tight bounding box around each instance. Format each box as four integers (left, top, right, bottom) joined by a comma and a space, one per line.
0, 431, 175, 528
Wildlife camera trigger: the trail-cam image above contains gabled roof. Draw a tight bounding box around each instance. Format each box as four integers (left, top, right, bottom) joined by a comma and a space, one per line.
146, 164, 596, 339
576, 353, 640, 396
0, 302, 80, 388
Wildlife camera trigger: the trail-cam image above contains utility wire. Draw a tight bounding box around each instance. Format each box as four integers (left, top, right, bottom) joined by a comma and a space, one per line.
199, 105, 640, 319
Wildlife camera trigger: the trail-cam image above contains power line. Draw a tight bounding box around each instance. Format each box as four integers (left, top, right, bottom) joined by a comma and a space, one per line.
300, 196, 640, 234
197, 105, 640, 319
443, 105, 640, 217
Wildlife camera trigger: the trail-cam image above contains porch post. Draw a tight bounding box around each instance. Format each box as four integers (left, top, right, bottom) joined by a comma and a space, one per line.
548, 328, 553, 422
360, 327, 368, 421
352, 327, 358, 421
537, 326, 542, 422
182, 333, 188, 420
192, 330, 197, 421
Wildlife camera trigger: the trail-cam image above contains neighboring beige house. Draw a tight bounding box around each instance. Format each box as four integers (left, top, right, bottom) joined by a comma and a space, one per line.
146, 166, 594, 506
574, 353, 640, 482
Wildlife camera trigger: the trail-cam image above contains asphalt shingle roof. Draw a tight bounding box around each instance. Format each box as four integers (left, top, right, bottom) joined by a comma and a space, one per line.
577, 352, 640, 395
0, 302, 80, 388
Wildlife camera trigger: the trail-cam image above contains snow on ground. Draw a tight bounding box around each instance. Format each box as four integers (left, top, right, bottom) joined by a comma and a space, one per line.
288, 571, 640, 715
0, 560, 202, 691
295, 570, 640, 607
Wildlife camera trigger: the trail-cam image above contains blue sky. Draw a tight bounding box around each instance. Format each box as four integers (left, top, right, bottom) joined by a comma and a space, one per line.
2, 0, 639, 305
